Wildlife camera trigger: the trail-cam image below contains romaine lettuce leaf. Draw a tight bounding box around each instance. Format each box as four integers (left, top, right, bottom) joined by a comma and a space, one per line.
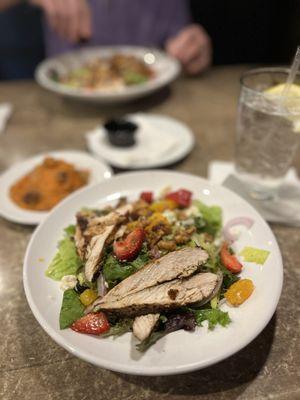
103, 255, 137, 288
46, 225, 82, 281
194, 200, 222, 236
192, 233, 220, 271
59, 289, 85, 329
63, 224, 76, 236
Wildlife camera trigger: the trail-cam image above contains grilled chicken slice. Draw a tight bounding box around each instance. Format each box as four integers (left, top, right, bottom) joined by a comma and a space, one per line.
75, 204, 133, 259
103, 247, 208, 303
133, 313, 160, 341
84, 225, 116, 282
75, 204, 133, 282
74, 213, 89, 260
98, 272, 221, 316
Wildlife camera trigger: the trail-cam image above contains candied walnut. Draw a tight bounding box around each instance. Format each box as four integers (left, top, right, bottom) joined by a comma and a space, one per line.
144, 212, 172, 246
185, 226, 196, 235
174, 234, 190, 245
131, 199, 152, 219
158, 240, 177, 251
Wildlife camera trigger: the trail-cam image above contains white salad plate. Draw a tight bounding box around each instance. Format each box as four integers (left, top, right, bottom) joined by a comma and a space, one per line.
0, 150, 112, 225
35, 46, 181, 103
23, 171, 283, 375
86, 113, 195, 169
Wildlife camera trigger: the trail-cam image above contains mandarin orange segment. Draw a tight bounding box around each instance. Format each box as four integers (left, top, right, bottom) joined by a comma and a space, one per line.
225, 279, 254, 306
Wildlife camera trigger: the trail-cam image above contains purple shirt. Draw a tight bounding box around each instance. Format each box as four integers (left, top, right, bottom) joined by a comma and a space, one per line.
44, 0, 191, 57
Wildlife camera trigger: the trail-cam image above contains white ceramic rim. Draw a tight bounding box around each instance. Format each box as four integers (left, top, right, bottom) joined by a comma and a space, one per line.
23, 170, 283, 375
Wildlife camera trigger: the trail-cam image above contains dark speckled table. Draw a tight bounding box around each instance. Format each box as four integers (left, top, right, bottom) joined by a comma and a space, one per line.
0, 66, 299, 400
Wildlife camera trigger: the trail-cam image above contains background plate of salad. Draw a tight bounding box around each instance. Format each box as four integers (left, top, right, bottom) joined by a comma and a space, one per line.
23, 171, 283, 376
35, 46, 180, 104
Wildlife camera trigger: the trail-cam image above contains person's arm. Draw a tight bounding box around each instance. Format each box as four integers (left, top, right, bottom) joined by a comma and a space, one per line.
30, 0, 91, 43
0, 0, 22, 11
0, 0, 91, 42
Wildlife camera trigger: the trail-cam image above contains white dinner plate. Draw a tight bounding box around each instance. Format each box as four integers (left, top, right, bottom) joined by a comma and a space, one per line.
23, 171, 283, 375
86, 113, 195, 169
0, 150, 112, 225
35, 46, 180, 104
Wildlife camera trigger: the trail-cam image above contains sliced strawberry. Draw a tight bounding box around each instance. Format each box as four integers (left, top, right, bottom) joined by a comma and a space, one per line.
71, 312, 110, 335
113, 227, 145, 261
220, 242, 243, 274
140, 191, 153, 203
165, 189, 192, 208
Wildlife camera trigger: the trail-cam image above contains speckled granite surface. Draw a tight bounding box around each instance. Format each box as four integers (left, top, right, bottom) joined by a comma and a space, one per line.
0, 66, 299, 400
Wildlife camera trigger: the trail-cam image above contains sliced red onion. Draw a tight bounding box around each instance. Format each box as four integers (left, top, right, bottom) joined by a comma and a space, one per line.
223, 217, 254, 243
97, 272, 107, 298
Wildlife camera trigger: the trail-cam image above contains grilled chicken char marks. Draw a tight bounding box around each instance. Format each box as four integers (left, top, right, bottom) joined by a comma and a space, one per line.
102, 247, 209, 303
98, 272, 220, 316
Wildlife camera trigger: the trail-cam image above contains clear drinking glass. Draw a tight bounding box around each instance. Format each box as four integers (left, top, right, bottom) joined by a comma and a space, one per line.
235, 68, 300, 200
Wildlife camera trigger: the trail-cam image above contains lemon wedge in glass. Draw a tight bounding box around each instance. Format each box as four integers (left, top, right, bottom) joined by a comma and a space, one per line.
264, 83, 300, 97
264, 83, 300, 132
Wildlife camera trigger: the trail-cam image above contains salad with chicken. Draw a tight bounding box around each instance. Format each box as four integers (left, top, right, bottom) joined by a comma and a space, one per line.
54, 54, 153, 91
46, 188, 269, 352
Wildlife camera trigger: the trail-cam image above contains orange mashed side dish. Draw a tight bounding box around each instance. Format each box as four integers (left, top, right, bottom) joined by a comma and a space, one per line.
10, 157, 89, 211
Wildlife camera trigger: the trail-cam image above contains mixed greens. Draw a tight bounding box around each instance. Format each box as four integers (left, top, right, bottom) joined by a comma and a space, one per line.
46, 188, 269, 352
57, 54, 153, 91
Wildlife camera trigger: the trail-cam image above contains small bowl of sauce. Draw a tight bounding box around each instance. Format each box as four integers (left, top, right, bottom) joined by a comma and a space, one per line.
104, 118, 138, 148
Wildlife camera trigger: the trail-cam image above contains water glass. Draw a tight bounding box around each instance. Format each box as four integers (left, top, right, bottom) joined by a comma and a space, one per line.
235, 68, 300, 199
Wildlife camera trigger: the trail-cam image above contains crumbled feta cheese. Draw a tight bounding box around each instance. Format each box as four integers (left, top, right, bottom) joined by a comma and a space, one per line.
181, 218, 195, 226
162, 210, 177, 224
185, 205, 200, 217
60, 275, 77, 291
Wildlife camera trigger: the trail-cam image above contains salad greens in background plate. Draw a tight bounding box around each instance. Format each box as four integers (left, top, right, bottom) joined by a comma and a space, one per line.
23, 171, 283, 376
35, 46, 180, 104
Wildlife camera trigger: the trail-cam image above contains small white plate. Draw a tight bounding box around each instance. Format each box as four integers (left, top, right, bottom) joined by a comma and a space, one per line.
0, 150, 112, 225
86, 113, 195, 169
23, 171, 283, 375
35, 46, 180, 104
